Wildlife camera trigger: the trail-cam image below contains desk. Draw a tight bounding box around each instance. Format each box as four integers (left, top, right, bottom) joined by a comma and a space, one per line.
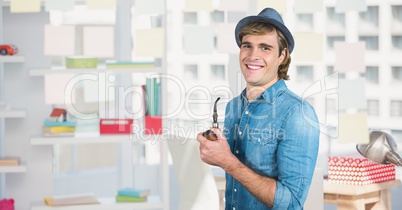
324, 179, 401, 210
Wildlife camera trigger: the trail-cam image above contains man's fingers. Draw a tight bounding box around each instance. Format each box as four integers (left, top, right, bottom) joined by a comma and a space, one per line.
196, 132, 205, 143
211, 127, 225, 140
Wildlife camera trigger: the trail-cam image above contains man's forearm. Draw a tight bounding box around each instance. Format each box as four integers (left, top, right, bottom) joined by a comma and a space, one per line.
223, 157, 277, 208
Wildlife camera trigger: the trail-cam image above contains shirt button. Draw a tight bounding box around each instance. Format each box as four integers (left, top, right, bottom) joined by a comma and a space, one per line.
233, 208, 235, 210
258, 138, 261, 142
234, 188, 237, 192
245, 110, 249, 115
235, 150, 239, 154
238, 131, 242, 135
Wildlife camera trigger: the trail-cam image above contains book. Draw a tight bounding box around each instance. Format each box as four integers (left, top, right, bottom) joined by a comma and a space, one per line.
44, 193, 100, 206
42, 126, 76, 134
117, 188, 150, 197
115, 195, 146, 202
43, 118, 77, 127
0, 157, 19, 166
106, 60, 155, 69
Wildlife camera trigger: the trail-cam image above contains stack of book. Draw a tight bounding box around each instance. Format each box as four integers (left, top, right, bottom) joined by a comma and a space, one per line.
116, 188, 150, 203
42, 108, 77, 136
42, 119, 77, 136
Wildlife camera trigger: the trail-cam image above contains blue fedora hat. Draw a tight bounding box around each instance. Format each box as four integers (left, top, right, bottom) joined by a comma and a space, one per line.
235, 7, 295, 53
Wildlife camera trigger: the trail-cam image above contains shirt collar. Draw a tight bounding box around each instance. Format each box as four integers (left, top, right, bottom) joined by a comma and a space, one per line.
240, 79, 287, 104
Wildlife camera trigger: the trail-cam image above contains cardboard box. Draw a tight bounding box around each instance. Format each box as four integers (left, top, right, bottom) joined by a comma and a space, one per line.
145, 116, 162, 135
328, 156, 395, 185
100, 118, 133, 134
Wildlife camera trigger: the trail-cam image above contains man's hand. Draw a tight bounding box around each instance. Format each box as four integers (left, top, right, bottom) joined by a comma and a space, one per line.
196, 127, 235, 169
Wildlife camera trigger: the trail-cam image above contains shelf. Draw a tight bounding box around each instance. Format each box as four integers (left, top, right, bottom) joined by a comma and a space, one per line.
30, 135, 135, 145
29, 67, 162, 76
0, 55, 25, 63
30, 134, 161, 145
31, 196, 163, 210
0, 165, 27, 173
1, 0, 86, 7
0, 109, 26, 118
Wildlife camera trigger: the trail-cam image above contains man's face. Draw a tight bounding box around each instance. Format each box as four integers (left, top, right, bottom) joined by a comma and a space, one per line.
239, 30, 285, 91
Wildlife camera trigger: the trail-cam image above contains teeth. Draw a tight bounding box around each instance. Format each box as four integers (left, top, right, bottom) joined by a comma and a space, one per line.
247, 65, 261, 69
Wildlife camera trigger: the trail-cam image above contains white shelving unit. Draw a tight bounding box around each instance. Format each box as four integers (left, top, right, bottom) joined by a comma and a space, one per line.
0, 109, 26, 118
1, 0, 169, 209
29, 67, 162, 76
29, 135, 157, 145
0, 165, 27, 173
0, 43, 27, 199
31, 196, 163, 210
0, 55, 25, 63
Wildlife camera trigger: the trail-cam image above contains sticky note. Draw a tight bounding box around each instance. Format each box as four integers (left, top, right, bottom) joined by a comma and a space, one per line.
334, 42, 366, 73
339, 78, 367, 110
257, 0, 287, 14
338, 113, 369, 144
228, 12, 247, 23
10, 0, 40, 13
293, 32, 323, 61
134, 28, 164, 57
216, 23, 239, 54
44, 25, 75, 56
83, 26, 115, 58
45, 0, 74, 11
87, 0, 116, 9
294, 0, 323, 13
183, 26, 214, 54
44, 74, 77, 104
184, 0, 214, 12
219, 0, 249, 12
336, 0, 367, 13
134, 0, 165, 15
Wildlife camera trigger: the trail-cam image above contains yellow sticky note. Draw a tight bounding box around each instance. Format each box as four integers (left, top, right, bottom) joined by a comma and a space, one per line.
293, 32, 323, 61
87, 0, 116, 9
257, 0, 287, 14
10, 0, 41, 13
338, 113, 369, 144
134, 28, 164, 58
184, 0, 214, 12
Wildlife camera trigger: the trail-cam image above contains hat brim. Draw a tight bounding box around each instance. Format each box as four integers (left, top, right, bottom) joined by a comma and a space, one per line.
235, 16, 294, 53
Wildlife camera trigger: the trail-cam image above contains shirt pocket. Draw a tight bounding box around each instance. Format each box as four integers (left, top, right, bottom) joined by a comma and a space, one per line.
248, 129, 276, 146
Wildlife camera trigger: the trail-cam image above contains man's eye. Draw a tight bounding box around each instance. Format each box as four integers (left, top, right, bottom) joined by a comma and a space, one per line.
241, 45, 251, 48
262, 47, 270, 51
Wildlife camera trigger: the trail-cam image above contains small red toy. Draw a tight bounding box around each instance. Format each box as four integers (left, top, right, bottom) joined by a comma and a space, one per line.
0, 198, 14, 210
0, 44, 18, 55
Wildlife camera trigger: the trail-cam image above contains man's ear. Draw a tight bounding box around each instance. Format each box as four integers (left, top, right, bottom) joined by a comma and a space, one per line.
279, 48, 286, 63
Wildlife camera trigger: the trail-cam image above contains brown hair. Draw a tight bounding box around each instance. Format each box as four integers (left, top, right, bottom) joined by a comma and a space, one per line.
238, 21, 291, 80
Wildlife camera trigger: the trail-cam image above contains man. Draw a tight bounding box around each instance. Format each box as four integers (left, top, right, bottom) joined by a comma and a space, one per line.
197, 7, 320, 210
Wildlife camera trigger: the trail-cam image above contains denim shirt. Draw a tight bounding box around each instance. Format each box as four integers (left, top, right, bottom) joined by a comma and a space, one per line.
223, 79, 320, 210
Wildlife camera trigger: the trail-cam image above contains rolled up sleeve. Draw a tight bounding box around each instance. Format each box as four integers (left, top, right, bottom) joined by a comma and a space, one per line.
272, 102, 320, 209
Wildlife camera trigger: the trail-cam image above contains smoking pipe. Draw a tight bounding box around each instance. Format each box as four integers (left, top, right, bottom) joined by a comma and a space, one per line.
202, 97, 220, 141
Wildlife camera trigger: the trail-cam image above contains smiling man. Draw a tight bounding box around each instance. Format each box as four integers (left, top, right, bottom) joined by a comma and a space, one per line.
197, 7, 320, 210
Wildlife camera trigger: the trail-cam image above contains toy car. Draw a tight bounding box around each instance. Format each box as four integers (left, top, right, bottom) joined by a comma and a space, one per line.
0, 44, 18, 55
